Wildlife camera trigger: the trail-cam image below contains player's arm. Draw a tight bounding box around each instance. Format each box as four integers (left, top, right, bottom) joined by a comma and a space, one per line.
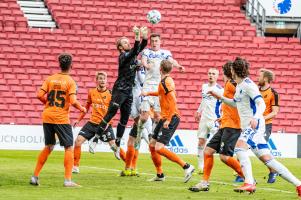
74, 102, 91, 127
195, 97, 204, 122
264, 90, 279, 121
37, 89, 47, 104
141, 91, 159, 96
167, 57, 185, 72
264, 106, 279, 121
70, 94, 86, 113
37, 79, 48, 104
141, 55, 151, 70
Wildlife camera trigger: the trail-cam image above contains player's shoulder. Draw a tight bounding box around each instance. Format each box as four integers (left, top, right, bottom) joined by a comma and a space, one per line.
215, 83, 223, 90
270, 87, 278, 95
142, 48, 151, 55
242, 77, 256, 88
159, 48, 171, 54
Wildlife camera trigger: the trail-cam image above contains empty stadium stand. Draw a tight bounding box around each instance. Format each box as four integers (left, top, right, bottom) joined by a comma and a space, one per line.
0, 0, 300, 133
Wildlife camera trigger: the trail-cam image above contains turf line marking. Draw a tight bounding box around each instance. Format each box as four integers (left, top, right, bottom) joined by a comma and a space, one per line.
81, 166, 294, 194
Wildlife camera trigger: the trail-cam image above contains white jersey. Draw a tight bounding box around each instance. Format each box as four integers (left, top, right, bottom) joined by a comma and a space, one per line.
141, 48, 172, 85
133, 67, 145, 96
234, 77, 264, 129
198, 83, 224, 121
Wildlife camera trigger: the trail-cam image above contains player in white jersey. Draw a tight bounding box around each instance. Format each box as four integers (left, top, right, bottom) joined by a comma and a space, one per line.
121, 65, 152, 176
209, 57, 301, 197
195, 68, 223, 174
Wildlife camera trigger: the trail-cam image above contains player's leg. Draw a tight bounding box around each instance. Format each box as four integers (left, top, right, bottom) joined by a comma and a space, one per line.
55, 124, 80, 187
154, 115, 194, 183
218, 128, 244, 182
73, 122, 96, 173
148, 121, 164, 181
263, 123, 278, 183
189, 129, 223, 192
252, 133, 301, 196
115, 94, 132, 147
197, 119, 209, 174
95, 91, 122, 141
30, 123, 55, 186
233, 128, 256, 193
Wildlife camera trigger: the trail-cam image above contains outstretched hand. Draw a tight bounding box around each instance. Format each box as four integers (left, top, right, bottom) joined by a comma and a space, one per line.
140, 26, 148, 39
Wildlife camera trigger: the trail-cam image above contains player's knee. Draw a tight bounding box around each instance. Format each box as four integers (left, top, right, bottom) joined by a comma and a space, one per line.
46, 145, 54, 152
198, 138, 206, 146
219, 154, 228, 163
75, 136, 85, 146
127, 136, 136, 146
154, 112, 160, 122
204, 147, 215, 156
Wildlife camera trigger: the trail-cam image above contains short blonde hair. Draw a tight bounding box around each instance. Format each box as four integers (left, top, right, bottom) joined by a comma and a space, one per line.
96, 71, 107, 80
260, 68, 274, 83
160, 60, 173, 74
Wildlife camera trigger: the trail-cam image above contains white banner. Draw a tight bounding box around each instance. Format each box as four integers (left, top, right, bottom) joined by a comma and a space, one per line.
257, 0, 301, 17
0, 125, 298, 158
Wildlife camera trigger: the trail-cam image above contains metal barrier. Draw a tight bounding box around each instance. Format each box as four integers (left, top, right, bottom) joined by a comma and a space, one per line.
245, 0, 266, 36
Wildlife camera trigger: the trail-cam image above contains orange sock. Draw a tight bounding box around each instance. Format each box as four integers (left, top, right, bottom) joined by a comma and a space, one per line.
149, 146, 163, 174
125, 146, 135, 169
120, 148, 126, 162
33, 146, 52, 177
73, 146, 81, 167
226, 157, 244, 178
203, 154, 214, 181
157, 148, 185, 168
131, 150, 139, 169
64, 148, 74, 180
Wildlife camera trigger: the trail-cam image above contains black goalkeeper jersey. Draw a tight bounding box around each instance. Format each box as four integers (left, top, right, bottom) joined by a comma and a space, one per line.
112, 39, 147, 92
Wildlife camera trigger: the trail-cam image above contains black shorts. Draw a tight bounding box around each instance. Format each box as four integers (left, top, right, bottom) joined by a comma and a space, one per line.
79, 121, 115, 142
264, 123, 272, 142
206, 128, 241, 157
43, 123, 73, 147
111, 89, 133, 114
152, 115, 180, 145
129, 124, 138, 138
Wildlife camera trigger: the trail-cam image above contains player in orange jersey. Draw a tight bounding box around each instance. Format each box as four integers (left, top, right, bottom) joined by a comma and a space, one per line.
72, 71, 126, 174
141, 60, 194, 182
189, 61, 244, 192
258, 68, 280, 183
30, 53, 86, 187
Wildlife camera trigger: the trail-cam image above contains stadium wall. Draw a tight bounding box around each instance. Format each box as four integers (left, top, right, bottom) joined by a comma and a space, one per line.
0, 125, 300, 158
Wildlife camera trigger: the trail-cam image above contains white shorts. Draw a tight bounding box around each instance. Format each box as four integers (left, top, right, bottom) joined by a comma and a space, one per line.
130, 94, 143, 119
140, 84, 160, 112
197, 118, 219, 139
240, 120, 270, 157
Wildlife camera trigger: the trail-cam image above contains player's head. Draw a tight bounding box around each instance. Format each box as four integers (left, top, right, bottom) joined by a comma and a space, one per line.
160, 60, 173, 75
231, 57, 249, 80
150, 33, 161, 51
208, 68, 219, 84
258, 68, 274, 86
116, 37, 131, 53
96, 71, 107, 89
58, 53, 72, 72
222, 61, 233, 81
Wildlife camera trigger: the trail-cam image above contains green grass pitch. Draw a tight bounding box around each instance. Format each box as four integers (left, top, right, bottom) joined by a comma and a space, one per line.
0, 150, 300, 200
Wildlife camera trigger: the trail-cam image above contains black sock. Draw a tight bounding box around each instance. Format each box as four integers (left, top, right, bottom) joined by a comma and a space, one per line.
183, 163, 190, 170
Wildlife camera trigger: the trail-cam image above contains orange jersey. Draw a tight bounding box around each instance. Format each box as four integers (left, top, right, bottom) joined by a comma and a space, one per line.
220, 80, 240, 129
40, 73, 77, 124
158, 76, 180, 122
260, 87, 279, 124
87, 88, 112, 124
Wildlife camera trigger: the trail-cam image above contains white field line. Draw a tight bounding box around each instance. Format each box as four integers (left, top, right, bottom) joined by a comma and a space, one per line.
81, 166, 294, 194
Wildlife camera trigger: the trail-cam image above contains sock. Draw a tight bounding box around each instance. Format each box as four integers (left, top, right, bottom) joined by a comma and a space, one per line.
265, 159, 301, 186
73, 146, 81, 167
225, 157, 244, 178
149, 145, 163, 174
64, 148, 74, 181
197, 146, 204, 170
235, 148, 254, 184
120, 147, 126, 162
131, 150, 139, 169
33, 147, 52, 177
157, 148, 185, 168
203, 154, 214, 181
125, 146, 135, 169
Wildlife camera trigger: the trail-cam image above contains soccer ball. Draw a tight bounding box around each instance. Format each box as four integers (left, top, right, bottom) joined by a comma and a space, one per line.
147, 10, 161, 24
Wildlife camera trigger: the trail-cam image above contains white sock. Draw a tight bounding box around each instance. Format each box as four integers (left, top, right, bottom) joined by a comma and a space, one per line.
235, 148, 254, 184
197, 146, 204, 170
265, 159, 301, 186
